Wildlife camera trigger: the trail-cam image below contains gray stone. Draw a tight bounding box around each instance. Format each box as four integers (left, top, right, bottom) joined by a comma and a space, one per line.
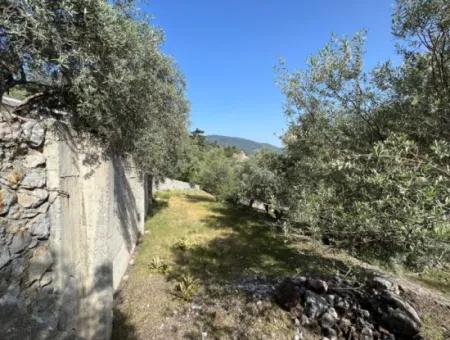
28, 237, 39, 249
28, 245, 53, 283
304, 290, 329, 318
6, 203, 21, 219
0, 187, 17, 215
17, 188, 49, 208
10, 257, 25, 279
0, 247, 11, 269
321, 308, 338, 329
361, 326, 373, 340
29, 214, 50, 240
21, 168, 46, 188
24, 150, 46, 168
0, 122, 13, 141
10, 230, 32, 253
40, 271, 52, 287
23, 122, 45, 147
371, 276, 399, 294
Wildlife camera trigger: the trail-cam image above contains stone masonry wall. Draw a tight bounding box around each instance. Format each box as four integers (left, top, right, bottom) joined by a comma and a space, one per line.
0, 98, 147, 339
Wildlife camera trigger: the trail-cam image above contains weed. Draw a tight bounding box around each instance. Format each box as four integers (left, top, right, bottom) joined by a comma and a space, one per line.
148, 256, 169, 274
174, 273, 200, 301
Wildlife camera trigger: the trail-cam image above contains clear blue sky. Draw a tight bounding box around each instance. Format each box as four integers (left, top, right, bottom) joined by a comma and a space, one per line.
143, 0, 398, 147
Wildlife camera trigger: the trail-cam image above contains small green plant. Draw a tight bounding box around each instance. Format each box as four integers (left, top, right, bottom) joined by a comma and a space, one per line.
148, 256, 169, 274
173, 237, 198, 251
174, 273, 200, 301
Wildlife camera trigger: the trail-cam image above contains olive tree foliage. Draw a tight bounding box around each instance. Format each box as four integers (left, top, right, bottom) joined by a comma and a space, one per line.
278, 0, 450, 269
236, 149, 289, 217
0, 0, 189, 176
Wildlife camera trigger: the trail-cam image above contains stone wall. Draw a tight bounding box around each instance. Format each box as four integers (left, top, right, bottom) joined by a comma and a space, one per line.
0, 98, 147, 339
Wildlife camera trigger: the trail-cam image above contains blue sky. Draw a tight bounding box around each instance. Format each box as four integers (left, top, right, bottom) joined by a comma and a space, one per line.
143, 0, 398, 146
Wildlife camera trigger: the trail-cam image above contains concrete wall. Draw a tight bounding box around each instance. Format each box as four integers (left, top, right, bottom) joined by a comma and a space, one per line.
0, 98, 147, 339
153, 177, 199, 192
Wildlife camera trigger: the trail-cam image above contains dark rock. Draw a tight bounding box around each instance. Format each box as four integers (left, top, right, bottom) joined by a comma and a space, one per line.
322, 326, 337, 339
381, 291, 421, 325
307, 278, 328, 294
275, 278, 302, 310
381, 307, 421, 338
334, 296, 350, 313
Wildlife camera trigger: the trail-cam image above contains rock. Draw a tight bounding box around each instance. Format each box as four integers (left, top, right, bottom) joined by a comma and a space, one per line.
28, 237, 39, 249
10, 257, 25, 280
304, 290, 329, 318
307, 278, 328, 294
0, 187, 17, 215
334, 296, 350, 313
17, 189, 49, 209
371, 276, 399, 294
24, 150, 46, 168
361, 326, 373, 340
325, 294, 335, 305
381, 307, 421, 338
0, 247, 11, 269
381, 291, 421, 325
29, 214, 50, 240
0, 168, 23, 189
275, 278, 302, 310
360, 309, 370, 319
321, 309, 338, 329
6, 203, 21, 219
20, 168, 46, 188
10, 230, 32, 253
301, 314, 311, 326
28, 245, 53, 283
0, 122, 14, 141
322, 326, 337, 340
40, 271, 52, 287
22, 121, 45, 147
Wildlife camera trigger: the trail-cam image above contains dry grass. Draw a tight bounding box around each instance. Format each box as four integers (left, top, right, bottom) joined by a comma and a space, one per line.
113, 190, 450, 340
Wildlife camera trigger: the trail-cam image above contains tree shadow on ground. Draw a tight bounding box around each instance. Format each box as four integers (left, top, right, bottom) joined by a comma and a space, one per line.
148, 197, 169, 217
169, 199, 373, 286
112, 304, 139, 340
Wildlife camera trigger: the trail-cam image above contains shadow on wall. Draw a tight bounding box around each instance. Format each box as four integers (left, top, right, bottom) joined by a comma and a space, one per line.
112, 156, 139, 252
0, 262, 139, 340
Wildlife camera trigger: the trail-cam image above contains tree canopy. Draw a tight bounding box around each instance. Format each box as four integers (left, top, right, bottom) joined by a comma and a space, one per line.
0, 0, 189, 176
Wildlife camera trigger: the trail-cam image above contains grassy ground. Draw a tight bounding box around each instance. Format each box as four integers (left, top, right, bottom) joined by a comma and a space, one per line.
113, 191, 450, 340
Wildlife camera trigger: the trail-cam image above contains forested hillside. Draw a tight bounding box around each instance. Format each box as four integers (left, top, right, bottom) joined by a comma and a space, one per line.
206, 135, 281, 154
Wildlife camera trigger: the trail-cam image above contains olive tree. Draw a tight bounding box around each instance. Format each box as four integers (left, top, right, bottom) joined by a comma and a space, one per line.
0, 0, 189, 176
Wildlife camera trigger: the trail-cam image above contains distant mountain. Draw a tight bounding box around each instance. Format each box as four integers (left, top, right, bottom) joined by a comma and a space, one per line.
206, 135, 281, 155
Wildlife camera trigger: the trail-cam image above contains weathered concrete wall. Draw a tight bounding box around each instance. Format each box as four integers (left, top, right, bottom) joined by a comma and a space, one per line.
0, 98, 147, 339
153, 177, 199, 192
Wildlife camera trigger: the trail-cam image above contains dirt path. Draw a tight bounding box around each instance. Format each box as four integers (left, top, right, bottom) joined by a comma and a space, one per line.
112, 191, 450, 340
